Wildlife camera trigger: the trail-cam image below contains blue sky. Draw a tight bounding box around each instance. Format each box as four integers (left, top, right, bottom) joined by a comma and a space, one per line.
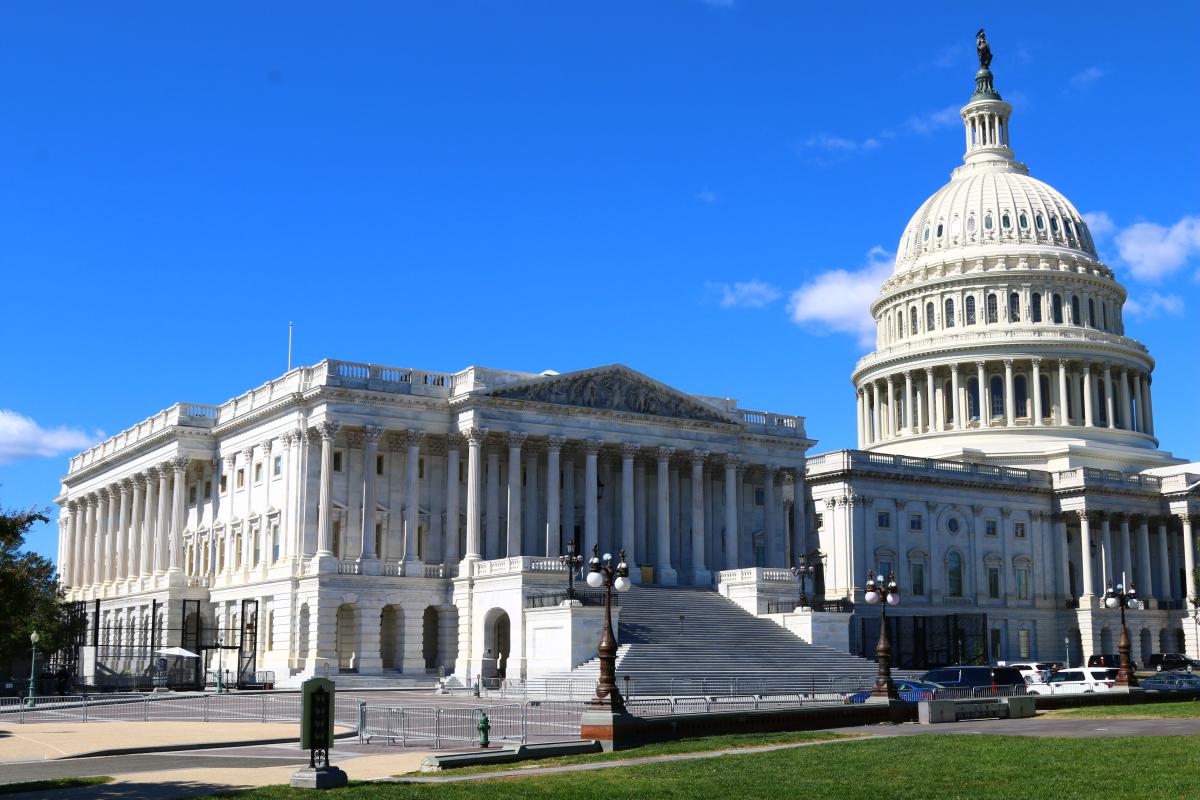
2, 2, 1198, 564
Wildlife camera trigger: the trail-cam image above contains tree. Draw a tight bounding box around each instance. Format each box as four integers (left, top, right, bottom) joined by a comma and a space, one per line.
0, 506, 75, 676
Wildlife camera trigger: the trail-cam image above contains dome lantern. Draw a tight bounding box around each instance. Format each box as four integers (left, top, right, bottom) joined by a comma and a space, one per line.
961, 30, 1014, 167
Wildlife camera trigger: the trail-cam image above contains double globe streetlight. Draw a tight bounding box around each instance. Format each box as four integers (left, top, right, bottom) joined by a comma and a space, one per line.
585, 546, 631, 711
1103, 580, 1143, 688
864, 570, 900, 700
25, 631, 39, 708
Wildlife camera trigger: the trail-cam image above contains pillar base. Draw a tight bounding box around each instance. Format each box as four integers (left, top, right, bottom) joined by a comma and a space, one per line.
312, 554, 338, 574
655, 566, 678, 586
579, 708, 640, 752
165, 569, 188, 588
357, 557, 382, 576
691, 569, 713, 586
290, 766, 348, 790
404, 559, 425, 576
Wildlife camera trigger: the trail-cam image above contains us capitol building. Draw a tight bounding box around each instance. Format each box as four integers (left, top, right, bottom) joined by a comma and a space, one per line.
54, 39, 1199, 688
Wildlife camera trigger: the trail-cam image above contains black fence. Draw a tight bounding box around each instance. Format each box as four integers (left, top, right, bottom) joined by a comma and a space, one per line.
857, 613, 990, 670
524, 589, 614, 609
766, 599, 855, 614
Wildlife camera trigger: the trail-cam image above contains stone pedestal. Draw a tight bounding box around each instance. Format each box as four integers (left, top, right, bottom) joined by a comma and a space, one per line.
524, 601, 612, 678
290, 766, 348, 789
579, 708, 640, 751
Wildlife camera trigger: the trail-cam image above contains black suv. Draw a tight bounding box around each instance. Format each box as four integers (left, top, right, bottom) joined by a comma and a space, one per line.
920, 665, 1026, 692
1147, 653, 1200, 672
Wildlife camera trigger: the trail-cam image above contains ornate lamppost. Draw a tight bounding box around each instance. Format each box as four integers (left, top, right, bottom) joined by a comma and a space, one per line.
585, 546, 631, 711
25, 631, 39, 708
560, 540, 584, 601
864, 570, 900, 700
792, 550, 825, 608
1104, 579, 1143, 687
215, 634, 227, 694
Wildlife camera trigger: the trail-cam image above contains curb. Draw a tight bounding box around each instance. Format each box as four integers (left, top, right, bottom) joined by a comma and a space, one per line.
62, 729, 358, 760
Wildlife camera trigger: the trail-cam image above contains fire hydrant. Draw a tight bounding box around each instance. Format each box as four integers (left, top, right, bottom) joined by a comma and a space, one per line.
478, 712, 491, 748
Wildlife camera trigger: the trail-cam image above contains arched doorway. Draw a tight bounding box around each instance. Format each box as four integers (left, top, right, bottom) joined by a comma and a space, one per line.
335, 604, 359, 672
380, 606, 403, 671
483, 609, 511, 680
422, 607, 439, 672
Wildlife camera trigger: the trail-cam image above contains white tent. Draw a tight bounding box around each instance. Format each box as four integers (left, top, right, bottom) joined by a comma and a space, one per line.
156, 647, 200, 658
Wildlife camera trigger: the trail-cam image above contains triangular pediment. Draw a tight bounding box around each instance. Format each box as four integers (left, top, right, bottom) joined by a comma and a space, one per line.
483, 365, 736, 424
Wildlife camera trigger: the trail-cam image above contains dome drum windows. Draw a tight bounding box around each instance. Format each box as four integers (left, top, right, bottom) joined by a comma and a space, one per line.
1052, 294, 1064, 324
1031, 292, 1043, 323
985, 293, 998, 324
1070, 296, 1082, 326
965, 296, 977, 325
1008, 292, 1021, 323
910, 306, 918, 336
926, 302, 936, 331
944, 298, 955, 328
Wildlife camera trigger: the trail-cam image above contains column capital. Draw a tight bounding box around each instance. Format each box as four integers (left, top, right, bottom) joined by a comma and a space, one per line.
159, 460, 177, 477
315, 420, 340, 441
362, 425, 385, 445
98, 486, 113, 500
241, 445, 256, 460
1031, 357, 1042, 367
546, 434, 567, 451
445, 431, 464, 448
405, 429, 424, 448
1103, 364, 1113, 375
690, 449, 709, 466
345, 429, 364, 448
1069, 509, 1090, 524
464, 427, 488, 446
223, 453, 237, 469
281, 429, 298, 447
620, 442, 639, 460
950, 363, 960, 374
507, 430, 528, 448
1003, 358, 1014, 368
119, 477, 134, 493
974, 360, 987, 369
764, 464, 779, 479
1178, 513, 1194, 525
85, 494, 99, 508
259, 437, 274, 455
824, 497, 838, 510
584, 439, 604, 456
1120, 366, 1129, 377
656, 446, 675, 461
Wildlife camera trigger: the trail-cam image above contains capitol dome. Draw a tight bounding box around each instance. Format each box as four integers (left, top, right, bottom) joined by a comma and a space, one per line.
849, 40, 1180, 472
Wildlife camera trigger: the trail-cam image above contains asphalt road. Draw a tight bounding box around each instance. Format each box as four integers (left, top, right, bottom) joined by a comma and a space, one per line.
0, 746, 309, 785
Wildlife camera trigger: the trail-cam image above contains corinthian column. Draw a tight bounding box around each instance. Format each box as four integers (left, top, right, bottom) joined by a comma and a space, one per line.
116, 480, 131, 582
621, 444, 638, 577
1003, 359, 1015, 425
976, 361, 989, 427
169, 457, 189, 576
951, 364, 962, 430
1183, 514, 1196, 601
545, 436, 563, 556
140, 469, 157, 577
464, 428, 485, 560
506, 432, 526, 558
314, 420, 340, 561
1031, 359, 1043, 426
96, 489, 110, 585
359, 426, 384, 572
155, 466, 171, 574
690, 450, 710, 584
1078, 511, 1095, 598
404, 430, 423, 566
1082, 364, 1095, 427
1104, 365, 1116, 429
723, 456, 740, 570
445, 433, 463, 563
583, 440, 601, 557
1057, 359, 1069, 426
656, 447, 677, 585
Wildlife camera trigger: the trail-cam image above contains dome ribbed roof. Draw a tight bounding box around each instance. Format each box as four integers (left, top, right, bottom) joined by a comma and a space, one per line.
894, 165, 1098, 275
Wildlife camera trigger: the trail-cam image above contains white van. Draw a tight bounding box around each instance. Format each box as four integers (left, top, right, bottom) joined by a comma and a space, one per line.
1025, 667, 1117, 695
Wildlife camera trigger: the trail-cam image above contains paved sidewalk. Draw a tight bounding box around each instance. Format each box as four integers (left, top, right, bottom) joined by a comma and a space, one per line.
0, 721, 351, 762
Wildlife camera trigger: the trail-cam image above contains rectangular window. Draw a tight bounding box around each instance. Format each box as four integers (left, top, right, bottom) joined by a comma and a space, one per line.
990, 629, 1003, 660
1017, 568, 1030, 600
909, 514, 923, 531
333, 450, 343, 472
376, 454, 385, 476
814, 513, 824, 530
189, 485, 197, 505
204, 480, 212, 499
986, 520, 998, 536
273, 455, 283, 477
877, 512, 890, 528
878, 561, 892, 578
1015, 522, 1026, 538
911, 564, 926, 596
754, 488, 765, 506
254, 463, 263, 484
988, 567, 1001, 599
419, 458, 425, 480
219, 475, 228, 494
1018, 629, 1031, 659
253, 529, 261, 565
236, 469, 245, 489
375, 522, 383, 558
271, 523, 280, 562
332, 521, 341, 558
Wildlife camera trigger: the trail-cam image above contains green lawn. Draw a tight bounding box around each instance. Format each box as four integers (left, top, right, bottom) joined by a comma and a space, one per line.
200, 735, 1200, 800
1047, 699, 1200, 719
408, 729, 848, 775
0, 777, 112, 795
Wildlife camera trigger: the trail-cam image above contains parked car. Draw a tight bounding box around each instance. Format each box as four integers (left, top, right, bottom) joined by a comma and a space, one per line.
919, 666, 1026, 694
1139, 672, 1200, 694
846, 680, 943, 704
1087, 654, 1136, 669
1026, 667, 1118, 695
1146, 653, 1200, 673
1007, 662, 1051, 685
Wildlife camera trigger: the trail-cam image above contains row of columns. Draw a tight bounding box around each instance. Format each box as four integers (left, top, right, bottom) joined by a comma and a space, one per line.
1062, 511, 1196, 602
61, 457, 190, 590
858, 358, 1154, 446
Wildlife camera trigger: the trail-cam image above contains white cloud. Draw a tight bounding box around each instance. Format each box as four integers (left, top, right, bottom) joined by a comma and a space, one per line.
899, 105, 961, 136
0, 410, 102, 465
707, 279, 781, 309
786, 247, 893, 347
800, 105, 957, 163
1082, 210, 1115, 239
1069, 66, 1107, 88
1114, 215, 1200, 281
695, 187, 721, 204
1124, 292, 1184, 320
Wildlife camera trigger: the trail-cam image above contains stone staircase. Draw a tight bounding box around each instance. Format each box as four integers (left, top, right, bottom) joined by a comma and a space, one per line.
538, 585, 882, 697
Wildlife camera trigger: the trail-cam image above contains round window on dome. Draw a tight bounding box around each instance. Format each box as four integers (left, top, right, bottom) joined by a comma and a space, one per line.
1019, 213, 1029, 229
1036, 214, 1045, 230
936, 223, 944, 238
951, 218, 961, 236
984, 214, 993, 230
1002, 213, 1011, 229
924, 226, 930, 242
967, 216, 977, 233
1050, 216, 1059, 232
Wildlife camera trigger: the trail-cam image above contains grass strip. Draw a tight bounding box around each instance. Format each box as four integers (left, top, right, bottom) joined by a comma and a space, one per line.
1045, 699, 1200, 719
0, 777, 113, 795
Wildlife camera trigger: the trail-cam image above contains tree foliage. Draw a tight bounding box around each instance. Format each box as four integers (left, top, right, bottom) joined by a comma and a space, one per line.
0, 506, 72, 667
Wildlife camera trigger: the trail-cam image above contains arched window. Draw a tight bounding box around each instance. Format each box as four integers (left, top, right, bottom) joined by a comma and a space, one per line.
936, 222, 944, 238
1031, 292, 1043, 322
1015, 375, 1028, 418
947, 552, 964, 597
1008, 292, 1020, 322
986, 293, 998, 324
1088, 298, 1096, 327
965, 296, 977, 325
984, 213, 994, 230
944, 298, 955, 328
924, 226, 930, 242
1019, 212, 1029, 229
990, 375, 1004, 418
1071, 296, 1081, 325
967, 215, 976, 234
1035, 213, 1045, 231
967, 378, 981, 421
1050, 215, 1059, 233
926, 302, 936, 331
1052, 294, 1064, 324
897, 311, 904, 339
910, 306, 918, 335
1002, 213, 1011, 229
